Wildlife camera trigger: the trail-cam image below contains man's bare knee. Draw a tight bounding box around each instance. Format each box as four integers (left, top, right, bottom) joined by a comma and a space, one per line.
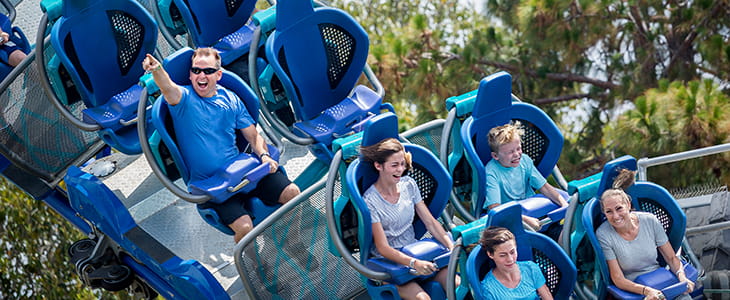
278, 183, 300, 204
8, 51, 26, 67
230, 215, 254, 243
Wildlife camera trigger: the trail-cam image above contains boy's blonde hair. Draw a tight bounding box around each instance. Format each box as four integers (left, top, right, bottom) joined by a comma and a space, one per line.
487, 121, 524, 153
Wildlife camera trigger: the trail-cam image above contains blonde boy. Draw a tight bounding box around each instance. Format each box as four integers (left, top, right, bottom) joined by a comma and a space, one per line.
483, 122, 568, 230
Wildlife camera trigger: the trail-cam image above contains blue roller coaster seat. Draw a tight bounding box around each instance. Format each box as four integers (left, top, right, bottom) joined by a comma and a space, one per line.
466, 201, 577, 299
263, 0, 386, 155
344, 113, 452, 299
49, 0, 158, 154
0, 13, 31, 80
460, 71, 566, 218
149, 47, 281, 235
582, 155, 702, 300
165, 0, 258, 65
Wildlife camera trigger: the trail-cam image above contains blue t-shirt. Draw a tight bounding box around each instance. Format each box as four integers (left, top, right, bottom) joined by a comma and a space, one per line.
483, 154, 547, 209
481, 260, 546, 300
169, 85, 254, 183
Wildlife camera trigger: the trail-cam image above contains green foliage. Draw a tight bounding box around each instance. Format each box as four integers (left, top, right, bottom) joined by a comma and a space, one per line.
604, 80, 730, 188
0, 178, 132, 299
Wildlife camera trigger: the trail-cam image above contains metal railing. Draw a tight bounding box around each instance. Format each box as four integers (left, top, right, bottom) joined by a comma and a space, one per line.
637, 143, 730, 236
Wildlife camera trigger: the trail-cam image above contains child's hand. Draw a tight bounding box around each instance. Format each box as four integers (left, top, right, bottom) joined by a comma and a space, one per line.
523, 215, 542, 231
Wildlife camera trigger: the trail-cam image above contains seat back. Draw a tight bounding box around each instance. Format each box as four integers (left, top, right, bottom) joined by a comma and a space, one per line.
581, 155, 688, 299
49, 0, 157, 108
466, 202, 577, 299
460, 71, 564, 216
266, 0, 369, 123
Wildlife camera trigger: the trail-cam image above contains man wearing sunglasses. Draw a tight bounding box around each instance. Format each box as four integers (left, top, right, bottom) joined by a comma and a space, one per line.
142, 48, 301, 244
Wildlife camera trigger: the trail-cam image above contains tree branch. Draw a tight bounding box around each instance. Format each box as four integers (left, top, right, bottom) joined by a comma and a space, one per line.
477, 59, 620, 89
664, 1, 727, 77
534, 93, 592, 105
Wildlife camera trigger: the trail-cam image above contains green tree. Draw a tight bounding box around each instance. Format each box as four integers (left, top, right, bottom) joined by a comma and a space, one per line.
604, 79, 730, 188
0, 178, 133, 299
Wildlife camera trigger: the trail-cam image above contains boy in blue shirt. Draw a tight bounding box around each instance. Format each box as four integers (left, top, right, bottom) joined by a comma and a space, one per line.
483, 122, 568, 230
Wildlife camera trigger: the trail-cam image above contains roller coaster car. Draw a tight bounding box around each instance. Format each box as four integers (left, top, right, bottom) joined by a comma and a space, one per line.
147, 47, 280, 235
455, 71, 568, 228
45, 0, 157, 154
465, 201, 577, 299
257, 0, 391, 162
339, 112, 453, 299
581, 155, 704, 299
0, 13, 31, 81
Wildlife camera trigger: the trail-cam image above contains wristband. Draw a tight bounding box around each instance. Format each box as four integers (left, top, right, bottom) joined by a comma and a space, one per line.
409, 258, 416, 269
642, 286, 646, 296
259, 152, 271, 160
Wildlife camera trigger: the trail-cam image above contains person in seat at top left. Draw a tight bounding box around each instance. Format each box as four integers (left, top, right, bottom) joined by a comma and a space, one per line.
0, 14, 26, 67
142, 48, 300, 243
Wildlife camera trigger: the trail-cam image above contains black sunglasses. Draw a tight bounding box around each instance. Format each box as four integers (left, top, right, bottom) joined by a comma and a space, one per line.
190, 67, 219, 75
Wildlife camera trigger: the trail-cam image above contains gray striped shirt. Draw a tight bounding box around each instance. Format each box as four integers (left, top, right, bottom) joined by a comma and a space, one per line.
364, 176, 422, 257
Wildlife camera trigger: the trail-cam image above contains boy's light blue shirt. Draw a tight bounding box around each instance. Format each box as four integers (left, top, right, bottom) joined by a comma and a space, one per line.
483, 153, 547, 209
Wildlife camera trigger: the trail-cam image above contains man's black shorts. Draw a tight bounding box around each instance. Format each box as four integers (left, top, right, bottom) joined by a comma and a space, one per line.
197, 168, 293, 225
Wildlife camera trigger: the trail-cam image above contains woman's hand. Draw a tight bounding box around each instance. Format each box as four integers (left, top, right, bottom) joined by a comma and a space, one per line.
413, 259, 437, 276
684, 279, 695, 294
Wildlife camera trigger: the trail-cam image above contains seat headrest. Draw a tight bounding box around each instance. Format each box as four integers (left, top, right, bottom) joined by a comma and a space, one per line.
473, 71, 513, 121
361, 112, 399, 148
275, 0, 316, 32
486, 201, 526, 237
596, 155, 637, 197
163, 48, 195, 86
62, 0, 99, 17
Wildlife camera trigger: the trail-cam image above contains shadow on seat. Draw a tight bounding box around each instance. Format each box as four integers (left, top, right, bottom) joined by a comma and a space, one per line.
581, 155, 703, 299
260, 0, 391, 162
0, 13, 31, 81
465, 201, 577, 299
148, 47, 281, 235
341, 112, 452, 300
459, 71, 567, 225
46, 0, 157, 154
